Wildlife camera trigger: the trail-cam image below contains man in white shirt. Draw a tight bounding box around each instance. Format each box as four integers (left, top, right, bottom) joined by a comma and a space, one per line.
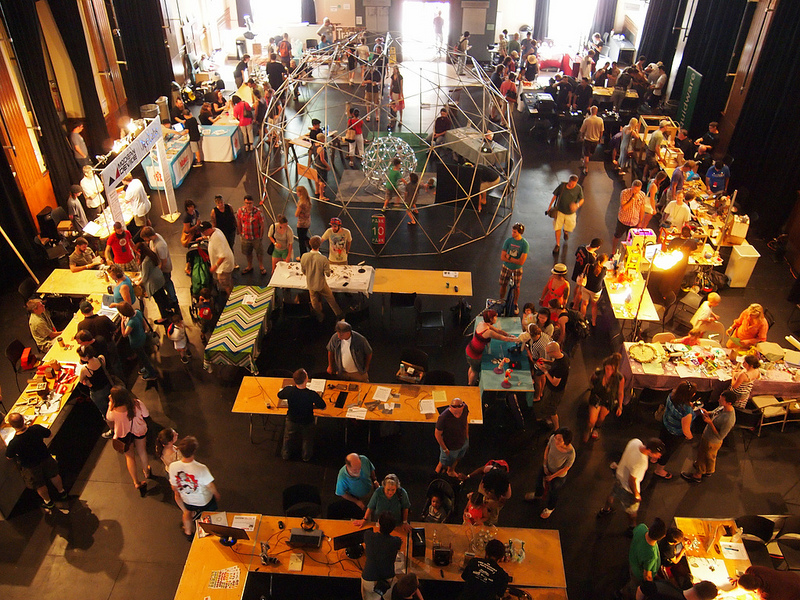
579, 50, 596, 81
326, 320, 372, 382
663, 192, 692, 230
122, 174, 150, 237
80, 165, 104, 219
598, 437, 664, 527
169, 436, 220, 539
201, 221, 235, 294
579, 106, 604, 174
141, 226, 177, 304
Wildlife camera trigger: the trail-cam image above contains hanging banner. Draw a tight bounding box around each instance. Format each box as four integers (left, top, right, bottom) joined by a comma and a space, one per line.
676, 67, 702, 130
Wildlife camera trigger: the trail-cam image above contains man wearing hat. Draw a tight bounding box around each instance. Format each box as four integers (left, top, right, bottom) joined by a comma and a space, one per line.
69, 237, 103, 272
67, 185, 89, 231
498, 222, 528, 315
321, 217, 352, 265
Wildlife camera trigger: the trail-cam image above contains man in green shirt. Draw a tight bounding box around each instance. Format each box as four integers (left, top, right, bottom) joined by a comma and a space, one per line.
627, 517, 666, 596
381, 158, 403, 211
499, 222, 529, 315
547, 174, 585, 255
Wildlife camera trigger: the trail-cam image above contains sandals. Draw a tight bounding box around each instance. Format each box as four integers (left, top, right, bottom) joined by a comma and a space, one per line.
654, 471, 673, 480
242, 267, 253, 274
259, 268, 268, 275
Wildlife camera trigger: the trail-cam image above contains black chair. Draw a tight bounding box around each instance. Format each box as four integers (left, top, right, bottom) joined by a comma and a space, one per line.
18, 278, 38, 303
282, 484, 322, 518
777, 515, 800, 570
733, 406, 762, 451
327, 499, 364, 520
424, 370, 456, 385
389, 293, 417, 330
736, 515, 776, 543
415, 298, 445, 347
396, 348, 429, 384
673, 291, 702, 330
5, 339, 27, 394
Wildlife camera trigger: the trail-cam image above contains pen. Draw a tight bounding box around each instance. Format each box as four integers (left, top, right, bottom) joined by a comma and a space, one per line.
440, 569, 444, 578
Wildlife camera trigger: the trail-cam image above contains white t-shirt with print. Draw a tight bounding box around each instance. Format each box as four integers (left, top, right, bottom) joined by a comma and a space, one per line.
169, 459, 215, 506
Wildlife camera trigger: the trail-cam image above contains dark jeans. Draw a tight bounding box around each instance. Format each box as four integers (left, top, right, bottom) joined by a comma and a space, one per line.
657, 425, 686, 466
297, 227, 310, 256
134, 344, 157, 379
282, 419, 315, 461
90, 384, 112, 418
163, 272, 178, 305
535, 467, 567, 510
152, 287, 174, 320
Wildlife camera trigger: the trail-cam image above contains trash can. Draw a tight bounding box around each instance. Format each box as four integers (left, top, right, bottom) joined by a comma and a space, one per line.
371, 213, 385, 244
725, 242, 760, 288
236, 37, 247, 59
140, 103, 159, 119
155, 96, 169, 123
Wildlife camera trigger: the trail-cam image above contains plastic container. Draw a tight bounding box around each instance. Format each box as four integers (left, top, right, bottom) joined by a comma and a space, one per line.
725, 242, 760, 288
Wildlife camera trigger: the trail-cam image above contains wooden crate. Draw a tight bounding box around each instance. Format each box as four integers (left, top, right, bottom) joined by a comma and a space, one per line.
639, 115, 677, 147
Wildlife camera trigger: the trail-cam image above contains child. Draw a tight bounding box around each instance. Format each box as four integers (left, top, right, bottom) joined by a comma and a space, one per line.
463, 491, 487, 526
521, 302, 537, 328
381, 158, 403, 211
197, 288, 215, 345
674, 327, 702, 346
167, 313, 191, 364
155, 427, 182, 470
423, 494, 447, 523
402, 172, 420, 225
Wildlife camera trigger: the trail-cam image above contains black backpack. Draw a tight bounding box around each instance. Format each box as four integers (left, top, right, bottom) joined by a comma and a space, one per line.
564, 309, 589, 339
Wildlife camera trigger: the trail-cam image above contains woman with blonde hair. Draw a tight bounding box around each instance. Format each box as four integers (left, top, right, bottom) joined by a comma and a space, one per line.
726, 303, 768, 350
295, 186, 312, 255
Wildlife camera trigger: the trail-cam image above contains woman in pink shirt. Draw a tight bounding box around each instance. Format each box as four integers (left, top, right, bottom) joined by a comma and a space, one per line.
231, 95, 254, 151
106, 386, 151, 496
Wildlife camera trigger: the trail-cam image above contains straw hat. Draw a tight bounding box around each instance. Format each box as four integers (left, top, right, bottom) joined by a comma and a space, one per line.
551, 263, 568, 275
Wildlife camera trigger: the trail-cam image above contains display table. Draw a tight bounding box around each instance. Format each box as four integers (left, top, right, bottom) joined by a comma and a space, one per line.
81, 192, 136, 239
479, 317, 533, 392
268, 262, 375, 294
592, 86, 638, 100
142, 134, 193, 190
201, 125, 242, 162
173, 514, 567, 600
37, 268, 114, 296
673, 517, 750, 592
372, 268, 473, 296
444, 126, 508, 167
203, 286, 274, 375
603, 271, 660, 322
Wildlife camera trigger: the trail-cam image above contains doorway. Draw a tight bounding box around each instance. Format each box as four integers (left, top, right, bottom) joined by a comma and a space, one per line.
401, 1, 450, 61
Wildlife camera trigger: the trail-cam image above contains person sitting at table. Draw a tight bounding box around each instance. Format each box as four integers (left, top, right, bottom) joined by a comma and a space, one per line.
667, 226, 699, 253
69, 236, 103, 272
729, 354, 761, 408
460, 539, 510, 600
108, 264, 137, 310
427, 107, 452, 148
26, 298, 61, 352
353, 474, 411, 530
105, 222, 138, 271
198, 102, 219, 125
465, 309, 518, 386
726, 303, 769, 351
673, 327, 703, 346
336, 453, 379, 510
736, 565, 800, 600
209, 89, 227, 116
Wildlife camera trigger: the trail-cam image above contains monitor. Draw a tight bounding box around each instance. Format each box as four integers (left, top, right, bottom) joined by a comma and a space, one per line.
332, 528, 366, 551
197, 522, 250, 546
644, 243, 660, 262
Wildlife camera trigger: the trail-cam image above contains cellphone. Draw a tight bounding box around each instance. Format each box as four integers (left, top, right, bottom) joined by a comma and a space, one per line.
335, 391, 348, 408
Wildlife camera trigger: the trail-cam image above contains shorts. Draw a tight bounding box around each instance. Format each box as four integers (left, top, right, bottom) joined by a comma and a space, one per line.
185, 496, 219, 514
554, 211, 577, 232
241, 238, 263, 258
499, 265, 523, 287
190, 141, 201, 153
646, 151, 659, 170
272, 246, 289, 259
614, 219, 636, 240
365, 91, 380, 105
480, 176, 502, 195
466, 353, 482, 373
134, 215, 148, 227
538, 386, 564, 417
611, 480, 640, 514
581, 286, 602, 303
215, 270, 232, 290
583, 139, 599, 158
439, 440, 469, 466
20, 455, 59, 489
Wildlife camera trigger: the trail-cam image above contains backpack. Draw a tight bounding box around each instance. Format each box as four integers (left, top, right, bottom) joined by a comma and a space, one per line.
243, 103, 253, 120
505, 87, 518, 101
278, 40, 290, 58
564, 309, 589, 339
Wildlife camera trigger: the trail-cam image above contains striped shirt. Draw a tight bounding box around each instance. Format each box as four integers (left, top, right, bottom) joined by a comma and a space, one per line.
662, 396, 692, 436
618, 187, 646, 226
527, 332, 551, 362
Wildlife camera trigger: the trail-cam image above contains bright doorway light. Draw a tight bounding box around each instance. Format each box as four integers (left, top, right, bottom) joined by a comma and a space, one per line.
401, 1, 450, 60
548, 0, 597, 48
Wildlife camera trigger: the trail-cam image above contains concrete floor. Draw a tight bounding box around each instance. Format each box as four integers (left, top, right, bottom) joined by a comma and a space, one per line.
1, 72, 799, 600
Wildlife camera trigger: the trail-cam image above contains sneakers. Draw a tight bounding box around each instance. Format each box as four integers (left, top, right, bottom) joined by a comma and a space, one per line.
192, 162, 203, 168
681, 472, 702, 483
56, 489, 69, 502
540, 508, 554, 519
42, 500, 55, 510
552, 244, 560, 255
564, 232, 570, 241
101, 430, 114, 439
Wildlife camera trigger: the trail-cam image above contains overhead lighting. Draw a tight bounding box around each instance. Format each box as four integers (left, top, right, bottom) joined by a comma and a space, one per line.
653, 249, 684, 270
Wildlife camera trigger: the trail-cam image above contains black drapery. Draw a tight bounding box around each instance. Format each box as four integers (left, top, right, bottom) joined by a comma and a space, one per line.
590, 0, 618, 39
113, 0, 173, 113
637, 0, 688, 74
671, 0, 747, 136
235, 0, 252, 27
729, 0, 800, 237
533, 0, 550, 41
301, 0, 317, 24
48, 0, 109, 157
0, 0, 80, 206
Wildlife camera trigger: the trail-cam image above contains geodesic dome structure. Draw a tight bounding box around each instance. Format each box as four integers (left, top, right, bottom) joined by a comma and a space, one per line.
255, 32, 522, 257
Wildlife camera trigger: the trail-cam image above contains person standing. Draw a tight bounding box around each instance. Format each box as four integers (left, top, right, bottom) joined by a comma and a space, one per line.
210, 194, 237, 253
70, 121, 91, 166
570, 237, 601, 308
360, 512, 403, 600
681, 390, 737, 483
141, 227, 178, 305
705, 160, 730, 193
465, 309, 518, 386
354, 474, 411, 528
612, 180, 646, 253
364, 63, 382, 123
107, 386, 152, 497
456, 31, 471, 75
105, 221, 138, 271
628, 518, 667, 593
540, 263, 570, 309
169, 436, 221, 539
321, 217, 353, 264
279, 368, 325, 461
118, 302, 157, 381
67, 185, 89, 231
498, 222, 528, 315
336, 453, 379, 510
266, 54, 288, 99
435, 397, 470, 478
26, 299, 60, 352
301, 235, 343, 322
277, 34, 292, 67
80, 165, 103, 219
77, 345, 113, 437
5, 412, 69, 510
535, 342, 570, 432
108, 264, 137, 310
598, 437, 664, 527
182, 109, 203, 167
233, 54, 249, 88
433, 11, 444, 52
231, 95, 254, 152
459, 539, 510, 600
236, 195, 266, 276
663, 191, 693, 231
547, 175, 585, 255
584, 353, 624, 442
644, 120, 669, 181
580, 106, 604, 174
524, 427, 575, 519
122, 174, 151, 236
327, 320, 372, 382
267, 214, 294, 274
295, 185, 312, 255
201, 221, 235, 295
133, 242, 173, 324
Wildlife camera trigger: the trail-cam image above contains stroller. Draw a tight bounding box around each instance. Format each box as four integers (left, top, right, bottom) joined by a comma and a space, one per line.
186, 240, 215, 339
420, 479, 456, 523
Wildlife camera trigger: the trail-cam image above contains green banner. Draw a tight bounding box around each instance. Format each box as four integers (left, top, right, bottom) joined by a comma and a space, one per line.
676, 66, 702, 130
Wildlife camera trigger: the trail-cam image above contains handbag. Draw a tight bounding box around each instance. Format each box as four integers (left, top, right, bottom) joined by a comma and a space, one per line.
547, 206, 559, 219
266, 223, 276, 255
112, 436, 131, 454
345, 127, 356, 142
373, 579, 392, 597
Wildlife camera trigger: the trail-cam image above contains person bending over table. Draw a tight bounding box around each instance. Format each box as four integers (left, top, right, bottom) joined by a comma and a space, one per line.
360, 512, 403, 600
460, 538, 510, 600
726, 303, 768, 351
279, 368, 325, 462
353, 474, 411, 531
336, 453, 379, 510
465, 309, 518, 386
327, 320, 372, 382
108, 264, 137, 310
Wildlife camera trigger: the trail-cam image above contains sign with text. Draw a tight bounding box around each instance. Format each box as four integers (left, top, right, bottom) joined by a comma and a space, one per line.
676, 67, 702, 130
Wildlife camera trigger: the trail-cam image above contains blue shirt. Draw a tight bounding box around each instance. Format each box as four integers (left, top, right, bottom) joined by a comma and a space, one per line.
367, 486, 411, 522
706, 165, 730, 192
113, 276, 135, 307
662, 396, 693, 436
502, 236, 529, 270
335, 455, 375, 498
125, 310, 147, 349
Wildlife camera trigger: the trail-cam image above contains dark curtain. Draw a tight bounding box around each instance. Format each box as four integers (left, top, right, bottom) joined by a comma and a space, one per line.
590, 0, 618, 38
113, 0, 173, 112
0, 0, 80, 206
533, 0, 550, 41
48, 0, 109, 157
729, 0, 800, 237
235, 0, 251, 27
637, 0, 688, 74
671, 0, 747, 135
301, 0, 317, 24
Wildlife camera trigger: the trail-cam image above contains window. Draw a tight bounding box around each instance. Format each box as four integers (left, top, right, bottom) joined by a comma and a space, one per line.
548, 0, 598, 48
250, 1, 301, 28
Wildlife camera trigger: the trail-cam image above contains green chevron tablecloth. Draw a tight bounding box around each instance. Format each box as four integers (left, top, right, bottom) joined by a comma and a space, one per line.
203, 286, 274, 374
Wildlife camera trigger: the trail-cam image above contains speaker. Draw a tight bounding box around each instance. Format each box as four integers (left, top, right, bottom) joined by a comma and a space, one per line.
36, 206, 58, 240
433, 546, 453, 566
411, 527, 426, 558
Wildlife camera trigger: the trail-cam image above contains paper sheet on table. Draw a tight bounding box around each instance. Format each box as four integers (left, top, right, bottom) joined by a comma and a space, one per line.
307, 378, 326, 393
83, 221, 102, 236
231, 514, 257, 531
687, 557, 730, 587
642, 362, 665, 375
443, 271, 458, 278
372, 386, 391, 402
432, 390, 447, 404
241, 294, 257, 306
346, 407, 368, 419
720, 541, 748, 561
419, 399, 436, 414
675, 365, 699, 378
717, 372, 732, 382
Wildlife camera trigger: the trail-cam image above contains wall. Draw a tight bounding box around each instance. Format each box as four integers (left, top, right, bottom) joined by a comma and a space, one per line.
495, 0, 534, 39
36, 1, 83, 119
614, 0, 648, 45
317, 0, 357, 28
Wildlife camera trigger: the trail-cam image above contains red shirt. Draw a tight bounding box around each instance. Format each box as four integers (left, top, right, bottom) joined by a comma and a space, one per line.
233, 101, 253, 126
348, 117, 363, 135
107, 231, 135, 264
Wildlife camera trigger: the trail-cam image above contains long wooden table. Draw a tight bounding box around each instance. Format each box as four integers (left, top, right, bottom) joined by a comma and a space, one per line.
603, 270, 659, 323
372, 268, 473, 297
268, 262, 375, 294
37, 268, 115, 296
173, 514, 568, 600
674, 517, 750, 593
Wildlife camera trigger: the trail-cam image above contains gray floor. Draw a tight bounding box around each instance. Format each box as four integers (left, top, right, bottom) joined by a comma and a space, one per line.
1, 77, 799, 600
